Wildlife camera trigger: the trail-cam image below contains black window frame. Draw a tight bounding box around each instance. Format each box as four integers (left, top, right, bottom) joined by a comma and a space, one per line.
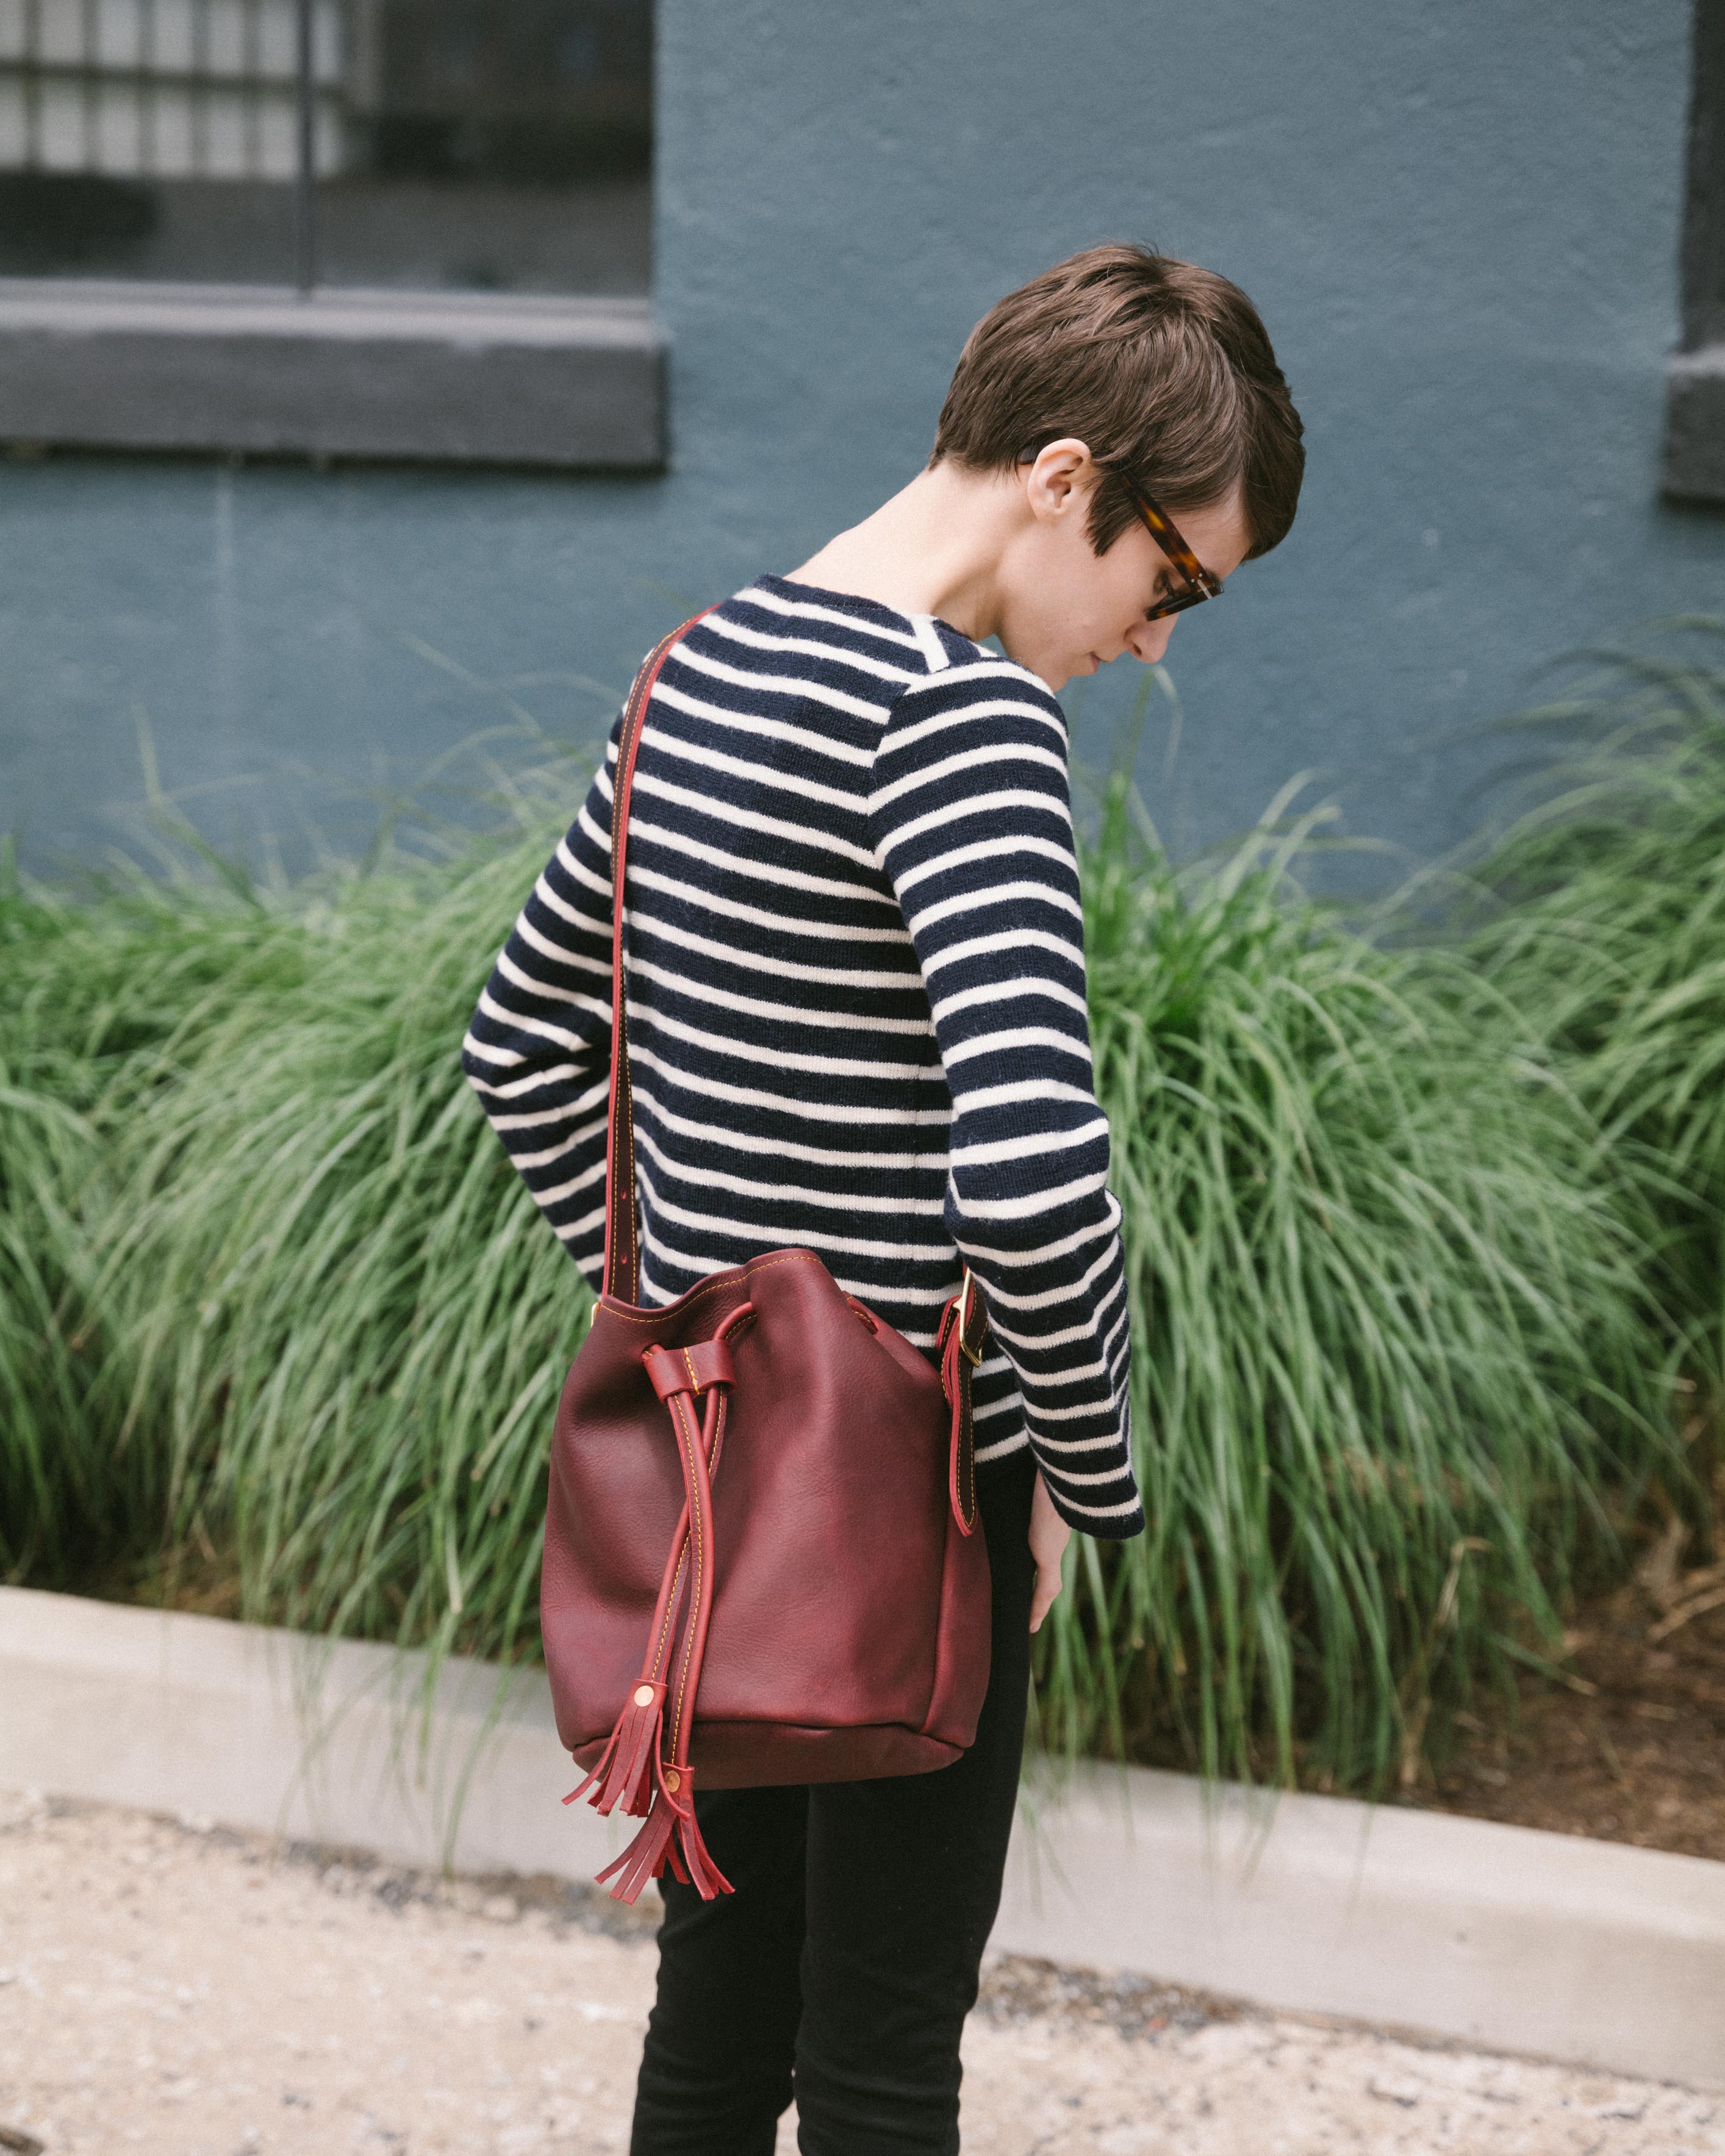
1665, 0, 1725, 501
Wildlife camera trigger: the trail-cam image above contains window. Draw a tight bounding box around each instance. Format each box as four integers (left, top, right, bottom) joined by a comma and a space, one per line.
0, 0, 662, 466
1666, 0, 1725, 501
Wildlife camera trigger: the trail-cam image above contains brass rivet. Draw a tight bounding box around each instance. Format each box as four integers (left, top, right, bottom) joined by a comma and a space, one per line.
663, 1769, 681, 1793
633, 1683, 655, 1708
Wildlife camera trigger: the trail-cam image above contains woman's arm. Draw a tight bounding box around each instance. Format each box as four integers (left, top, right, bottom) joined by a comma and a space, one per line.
869, 658, 1144, 1540
461, 722, 620, 1290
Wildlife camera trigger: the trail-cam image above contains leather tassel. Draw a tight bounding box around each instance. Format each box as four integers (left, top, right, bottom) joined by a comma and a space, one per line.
595, 1760, 733, 1907
564, 1678, 668, 1819
667, 1767, 731, 1900
594, 1796, 676, 1905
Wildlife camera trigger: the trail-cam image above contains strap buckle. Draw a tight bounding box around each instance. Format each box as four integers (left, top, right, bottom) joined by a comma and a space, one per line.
955, 1269, 985, 1366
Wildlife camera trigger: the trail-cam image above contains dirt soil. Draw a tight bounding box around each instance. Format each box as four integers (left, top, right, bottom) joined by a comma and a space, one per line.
2, 1789, 1721, 2156
1420, 1516, 1725, 1861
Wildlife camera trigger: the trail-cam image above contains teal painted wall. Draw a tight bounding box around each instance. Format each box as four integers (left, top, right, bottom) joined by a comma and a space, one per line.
4, 1, 1721, 874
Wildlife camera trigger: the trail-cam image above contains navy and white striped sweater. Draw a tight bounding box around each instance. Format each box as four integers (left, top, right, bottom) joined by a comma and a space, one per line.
462, 575, 1144, 1538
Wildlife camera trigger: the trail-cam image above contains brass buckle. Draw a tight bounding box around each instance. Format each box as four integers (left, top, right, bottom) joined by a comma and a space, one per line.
956, 1269, 984, 1366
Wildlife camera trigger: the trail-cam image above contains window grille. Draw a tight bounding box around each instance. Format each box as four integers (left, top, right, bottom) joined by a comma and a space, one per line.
0, 0, 652, 292
0, 1, 343, 177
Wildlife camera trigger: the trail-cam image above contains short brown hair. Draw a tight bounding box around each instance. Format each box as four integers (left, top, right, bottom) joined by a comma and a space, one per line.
931, 243, 1304, 559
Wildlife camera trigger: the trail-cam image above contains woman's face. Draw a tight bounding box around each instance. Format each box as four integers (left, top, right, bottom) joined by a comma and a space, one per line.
997, 444, 1254, 694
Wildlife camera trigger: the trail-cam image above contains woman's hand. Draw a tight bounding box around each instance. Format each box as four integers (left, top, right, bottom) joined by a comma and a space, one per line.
1028, 1470, 1071, 1633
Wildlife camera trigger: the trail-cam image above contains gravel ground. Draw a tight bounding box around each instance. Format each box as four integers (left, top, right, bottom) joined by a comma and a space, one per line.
1, 1789, 1720, 2156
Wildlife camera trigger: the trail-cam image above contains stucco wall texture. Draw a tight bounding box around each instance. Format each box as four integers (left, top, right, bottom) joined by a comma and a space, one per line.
3, 1, 1721, 874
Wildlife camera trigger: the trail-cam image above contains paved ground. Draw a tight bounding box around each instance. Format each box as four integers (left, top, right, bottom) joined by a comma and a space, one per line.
1, 1788, 1720, 2156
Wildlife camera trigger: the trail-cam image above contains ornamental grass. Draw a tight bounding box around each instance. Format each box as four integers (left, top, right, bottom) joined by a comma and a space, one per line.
1049, 775, 1673, 1789
4, 637, 1720, 1792
1447, 623, 1725, 1378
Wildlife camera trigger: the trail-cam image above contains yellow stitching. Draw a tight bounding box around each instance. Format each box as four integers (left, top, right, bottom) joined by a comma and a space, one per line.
608, 1080, 625, 1288
647, 1545, 687, 1681
676, 1385, 733, 1727
606, 621, 704, 1302
964, 1377, 976, 1528
610, 674, 648, 1294
607, 1025, 631, 1292
667, 1392, 706, 1758
664, 1404, 697, 1720
626, 1101, 636, 1273
622, 1048, 638, 1298
608, 1009, 629, 1294
605, 708, 628, 1292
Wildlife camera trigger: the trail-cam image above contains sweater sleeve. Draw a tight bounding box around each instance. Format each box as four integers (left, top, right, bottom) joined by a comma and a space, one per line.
867, 658, 1144, 1539
460, 716, 620, 1291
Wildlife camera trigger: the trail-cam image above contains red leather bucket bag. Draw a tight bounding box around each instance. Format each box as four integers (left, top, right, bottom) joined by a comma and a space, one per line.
542, 618, 994, 1905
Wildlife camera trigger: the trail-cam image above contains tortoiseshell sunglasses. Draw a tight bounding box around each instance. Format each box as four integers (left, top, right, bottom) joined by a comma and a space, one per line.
1016, 449, 1224, 619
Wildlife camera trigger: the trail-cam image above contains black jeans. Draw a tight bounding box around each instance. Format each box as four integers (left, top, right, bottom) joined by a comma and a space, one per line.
629, 1450, 1038, 2156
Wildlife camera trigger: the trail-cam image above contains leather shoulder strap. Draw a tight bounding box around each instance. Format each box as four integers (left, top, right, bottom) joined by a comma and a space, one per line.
603, 611, 715, 1302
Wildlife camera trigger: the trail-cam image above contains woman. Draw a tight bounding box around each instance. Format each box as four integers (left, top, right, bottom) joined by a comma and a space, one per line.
463, 242, 1304, 2154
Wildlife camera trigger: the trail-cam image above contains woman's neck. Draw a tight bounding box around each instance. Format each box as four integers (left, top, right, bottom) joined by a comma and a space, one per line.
786, 462, 1024, 643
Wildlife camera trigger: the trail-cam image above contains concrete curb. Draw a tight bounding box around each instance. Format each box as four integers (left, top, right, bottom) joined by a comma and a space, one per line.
4, 1585, 1721, 2090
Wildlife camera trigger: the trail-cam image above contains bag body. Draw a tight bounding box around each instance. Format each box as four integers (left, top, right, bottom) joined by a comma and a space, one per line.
539, 615, 994, 1903
545, 1248, 992, 1788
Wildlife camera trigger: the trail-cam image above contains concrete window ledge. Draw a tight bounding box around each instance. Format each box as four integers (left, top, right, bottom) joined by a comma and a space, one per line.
1664, 343, 1725, 502
2, 1584, 1723, 2091
0, 279, 665, 469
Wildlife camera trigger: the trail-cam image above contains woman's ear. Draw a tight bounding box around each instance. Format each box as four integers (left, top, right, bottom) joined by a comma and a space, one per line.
1020, 438, 1096, 527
